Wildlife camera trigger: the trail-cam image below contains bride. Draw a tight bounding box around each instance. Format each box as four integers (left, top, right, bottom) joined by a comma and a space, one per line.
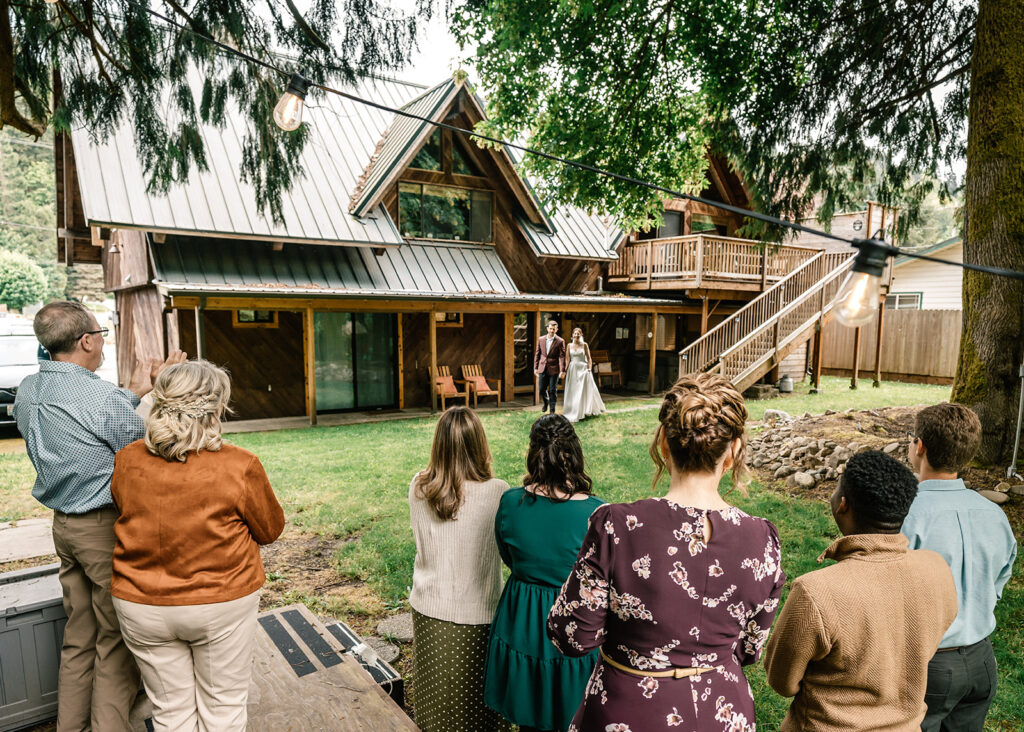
562, 328, 606, 423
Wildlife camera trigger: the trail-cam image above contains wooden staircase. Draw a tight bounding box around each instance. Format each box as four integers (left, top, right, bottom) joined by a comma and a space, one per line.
678, 251, 855, 391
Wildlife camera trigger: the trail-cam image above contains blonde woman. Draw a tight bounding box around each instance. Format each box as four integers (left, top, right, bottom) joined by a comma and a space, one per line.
409, 406, 512, 731
547, 373, 785, 731
109, 360, 284, 732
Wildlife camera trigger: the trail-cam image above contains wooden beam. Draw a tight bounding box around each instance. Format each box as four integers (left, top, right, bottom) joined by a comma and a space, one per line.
429, 313, 438, 413
153, 233, 167, 244
504, 312, 514, 402
700, 298, 709, 335
534, 310, 541, 405
649, 311, 659, 395
850, 326, 862, 389
397, 313, 405, 409
90, 226, 110, 247
872, 299, 885, 388
810, 322, 823, 393
194, 304, 205, 359
304, 308, 318, 425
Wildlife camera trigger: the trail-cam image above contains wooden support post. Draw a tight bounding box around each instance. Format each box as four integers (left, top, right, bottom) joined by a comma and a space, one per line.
504, 313, 514, 402
534, 310, 542, 405
872, 299, 885, 387
866, 201, 875, 240
649, 311, 659, 395
304, 308, 317, 425
850, 326, 862, 389
429, 313, 438, 413
760, 246, 768, 291
700, 298, 709, 335
194, 302, 205, 359
646, 239, 653, 290
397, 313, 404, 409
810, 322, 823, 394
694, 235, 704, 289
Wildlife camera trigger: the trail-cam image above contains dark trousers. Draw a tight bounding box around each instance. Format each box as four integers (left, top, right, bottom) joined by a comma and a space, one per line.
921, 637, 997, 732
539, 372, 559, 413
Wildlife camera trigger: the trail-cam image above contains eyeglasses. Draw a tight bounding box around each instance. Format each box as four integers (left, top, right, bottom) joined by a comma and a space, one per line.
78, 328, 109, 340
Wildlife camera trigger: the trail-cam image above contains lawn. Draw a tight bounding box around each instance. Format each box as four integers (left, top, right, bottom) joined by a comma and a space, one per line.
3, 377, 1021, 729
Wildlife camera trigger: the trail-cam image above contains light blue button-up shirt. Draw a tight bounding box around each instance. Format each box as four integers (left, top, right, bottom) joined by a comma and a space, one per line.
14, 361, 144, 514
901, 479, 1017, 648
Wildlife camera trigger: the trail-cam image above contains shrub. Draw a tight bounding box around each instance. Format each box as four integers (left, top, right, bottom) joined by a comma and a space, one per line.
0, 250, 47, 310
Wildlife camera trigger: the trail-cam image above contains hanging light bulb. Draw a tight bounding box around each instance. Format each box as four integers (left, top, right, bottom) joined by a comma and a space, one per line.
273, 73, 310, 131
834, 238, 892, 327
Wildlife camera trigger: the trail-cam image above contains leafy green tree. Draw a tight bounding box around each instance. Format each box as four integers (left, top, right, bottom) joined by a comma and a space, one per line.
0, 250, 46, 310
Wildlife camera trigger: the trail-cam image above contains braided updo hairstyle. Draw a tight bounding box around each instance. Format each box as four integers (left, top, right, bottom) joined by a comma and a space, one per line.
649, 373, 749, 492
522, 414, 593, 501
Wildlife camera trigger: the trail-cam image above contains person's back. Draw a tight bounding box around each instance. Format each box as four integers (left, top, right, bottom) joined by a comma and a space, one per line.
765, 451, 958, 732
902, 402, 1017, 731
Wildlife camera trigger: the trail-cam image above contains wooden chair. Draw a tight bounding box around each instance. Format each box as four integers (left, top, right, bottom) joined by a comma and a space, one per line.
430, 366, 470, 410
590, 350, 622, 388
461, 365, 501, 408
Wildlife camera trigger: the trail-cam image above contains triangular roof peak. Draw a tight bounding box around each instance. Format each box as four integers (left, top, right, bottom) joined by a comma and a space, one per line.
348, 77, 553, 232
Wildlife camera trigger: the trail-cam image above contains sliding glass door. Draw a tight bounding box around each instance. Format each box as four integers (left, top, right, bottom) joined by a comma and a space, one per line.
314, 312, 396, 412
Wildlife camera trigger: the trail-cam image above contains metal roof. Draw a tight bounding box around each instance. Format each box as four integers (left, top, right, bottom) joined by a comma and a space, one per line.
518, 209, 622, 261
71, 75, 427, 246
150, 236, 519, 297
348, 80, 459, 217
894, 236, 961, 267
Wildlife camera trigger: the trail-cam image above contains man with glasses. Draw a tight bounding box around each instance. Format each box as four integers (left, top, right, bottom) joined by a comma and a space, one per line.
13, 301, 185, 730
902, 402, 1017, 732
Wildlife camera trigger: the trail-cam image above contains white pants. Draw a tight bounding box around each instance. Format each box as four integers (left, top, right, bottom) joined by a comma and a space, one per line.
112, 591, 261, 732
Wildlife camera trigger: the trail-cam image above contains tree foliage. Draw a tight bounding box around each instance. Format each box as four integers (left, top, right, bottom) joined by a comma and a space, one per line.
0, 249, 47, 310
3, 0, 433, 223
454, 0, 975, 236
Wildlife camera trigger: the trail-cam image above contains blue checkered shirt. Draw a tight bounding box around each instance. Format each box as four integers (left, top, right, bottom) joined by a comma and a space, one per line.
14, 360, 144, 514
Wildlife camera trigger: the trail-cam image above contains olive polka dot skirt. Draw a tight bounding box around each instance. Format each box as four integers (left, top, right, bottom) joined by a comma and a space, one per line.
411, 609, 513, 732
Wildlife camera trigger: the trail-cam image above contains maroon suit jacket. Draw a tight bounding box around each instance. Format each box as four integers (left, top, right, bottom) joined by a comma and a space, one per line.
535, 335, 566, 375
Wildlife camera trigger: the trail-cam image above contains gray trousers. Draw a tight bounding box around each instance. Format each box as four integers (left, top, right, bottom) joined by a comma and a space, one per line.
921, 637, 997, 732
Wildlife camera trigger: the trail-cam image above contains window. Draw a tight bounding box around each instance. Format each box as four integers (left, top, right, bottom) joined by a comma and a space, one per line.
634, 314, 677, 350
885, 293, 922, 310
411, 129, 442, 171
233, 310, 278, 328
452, 140, 483, 176
690, 214, 720, 234
637, 211, 683, 240
399, 182, 494, 242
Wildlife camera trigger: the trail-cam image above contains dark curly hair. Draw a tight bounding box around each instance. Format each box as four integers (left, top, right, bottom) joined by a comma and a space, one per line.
650, 373, 749, 492
839, 450, 919, 532
522, 414, 593, 501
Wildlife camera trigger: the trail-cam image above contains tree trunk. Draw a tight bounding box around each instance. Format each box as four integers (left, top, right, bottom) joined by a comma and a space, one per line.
951, 0, 1024, 466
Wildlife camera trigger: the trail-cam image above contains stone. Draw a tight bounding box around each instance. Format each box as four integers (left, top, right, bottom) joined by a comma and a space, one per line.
1009, 483, 1024, 497
802, 412, 812, 419
364, 637, 401, 664
787, 472, 816, 489
376, 612, 414, 643
763, 408, 792, 423
774, 465, 798, 479
837, 463, 846, 474
978, 490, 1010, 506
767, 462, 782, 472
751, 456, 765, 468
846, 441, 861, 453
824, 409, 837, 415
993, 482, 1011, 493
883, 442, 900, 454
744, 384, 780, 400
825, 468, 838, 481
825, 454, 842, 470
778, 447, 791, 458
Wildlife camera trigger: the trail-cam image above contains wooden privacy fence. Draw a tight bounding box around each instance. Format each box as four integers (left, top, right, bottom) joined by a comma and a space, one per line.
821, 309, 962, 381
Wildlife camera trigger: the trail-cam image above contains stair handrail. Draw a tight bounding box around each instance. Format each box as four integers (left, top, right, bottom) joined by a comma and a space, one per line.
678, 250, 847, 374
718, 254, 855, 366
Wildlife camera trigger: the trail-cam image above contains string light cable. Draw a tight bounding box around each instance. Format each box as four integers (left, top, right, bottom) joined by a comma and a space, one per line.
56, 0, 1024, 323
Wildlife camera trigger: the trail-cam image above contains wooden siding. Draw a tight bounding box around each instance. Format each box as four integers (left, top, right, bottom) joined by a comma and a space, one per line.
115, 287, 166, 387
178, 309, 307, 420
821, 309, 962, 380
778, 341, 808, 381
54, 132, 100, 265
891, 242, 963, 309
105, 230, 151, 292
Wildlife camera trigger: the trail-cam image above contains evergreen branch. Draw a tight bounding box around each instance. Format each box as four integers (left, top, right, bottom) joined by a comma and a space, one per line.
0, 0, 45, 136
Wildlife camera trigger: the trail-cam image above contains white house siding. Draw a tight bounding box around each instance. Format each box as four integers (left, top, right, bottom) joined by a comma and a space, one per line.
891, 242, 964, 310
791, 212, 868, 253
779, 341, 808, 381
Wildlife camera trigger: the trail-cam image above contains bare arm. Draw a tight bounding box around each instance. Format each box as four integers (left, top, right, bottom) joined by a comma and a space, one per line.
584, 343, 593, 371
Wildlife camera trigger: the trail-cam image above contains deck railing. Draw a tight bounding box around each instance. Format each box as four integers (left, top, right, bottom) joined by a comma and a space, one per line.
678, 251, 854, 381
607, 234, 821, 288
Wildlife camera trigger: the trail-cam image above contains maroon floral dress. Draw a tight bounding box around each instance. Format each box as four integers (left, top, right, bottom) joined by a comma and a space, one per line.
547, 498, 785, 731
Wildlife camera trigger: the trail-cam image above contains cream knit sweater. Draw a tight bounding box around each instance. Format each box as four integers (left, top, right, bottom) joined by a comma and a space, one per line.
408, 475, 509, 625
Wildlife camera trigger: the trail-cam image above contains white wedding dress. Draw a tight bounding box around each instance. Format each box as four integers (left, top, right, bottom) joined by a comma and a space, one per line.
562, 344, 606, 423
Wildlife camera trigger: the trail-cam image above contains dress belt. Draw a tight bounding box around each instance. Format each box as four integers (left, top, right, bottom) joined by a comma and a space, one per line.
599, 648, 717, 679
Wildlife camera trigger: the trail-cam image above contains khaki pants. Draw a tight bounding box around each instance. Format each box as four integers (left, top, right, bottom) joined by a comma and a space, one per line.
112, 591, 260, 732
51, 507, 141, 731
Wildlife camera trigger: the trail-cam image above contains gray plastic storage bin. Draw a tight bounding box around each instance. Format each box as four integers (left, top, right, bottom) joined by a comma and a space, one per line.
0, 564, 65, 731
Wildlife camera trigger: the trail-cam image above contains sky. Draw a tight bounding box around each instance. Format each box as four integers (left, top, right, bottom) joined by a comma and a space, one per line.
385, 4, 474, 87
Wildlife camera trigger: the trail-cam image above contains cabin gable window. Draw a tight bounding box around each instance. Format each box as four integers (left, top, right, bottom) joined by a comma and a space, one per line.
399, 182, 494, 243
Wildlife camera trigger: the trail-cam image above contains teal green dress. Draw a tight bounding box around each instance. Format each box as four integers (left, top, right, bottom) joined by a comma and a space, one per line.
484, 488, 604, 731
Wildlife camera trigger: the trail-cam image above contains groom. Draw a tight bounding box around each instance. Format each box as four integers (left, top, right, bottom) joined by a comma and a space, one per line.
534, 319, 566, 414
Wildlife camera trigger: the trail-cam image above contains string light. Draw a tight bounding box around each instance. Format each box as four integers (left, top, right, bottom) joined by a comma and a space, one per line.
273, 73, 310, 131
834, 238, 892, 327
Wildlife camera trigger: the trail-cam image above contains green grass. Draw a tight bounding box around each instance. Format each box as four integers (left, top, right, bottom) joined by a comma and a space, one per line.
5, 377, 1021, 729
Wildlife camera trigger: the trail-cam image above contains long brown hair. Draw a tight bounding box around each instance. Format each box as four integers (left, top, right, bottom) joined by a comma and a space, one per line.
414, 406, 493, 520
649, 373, 749, 492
